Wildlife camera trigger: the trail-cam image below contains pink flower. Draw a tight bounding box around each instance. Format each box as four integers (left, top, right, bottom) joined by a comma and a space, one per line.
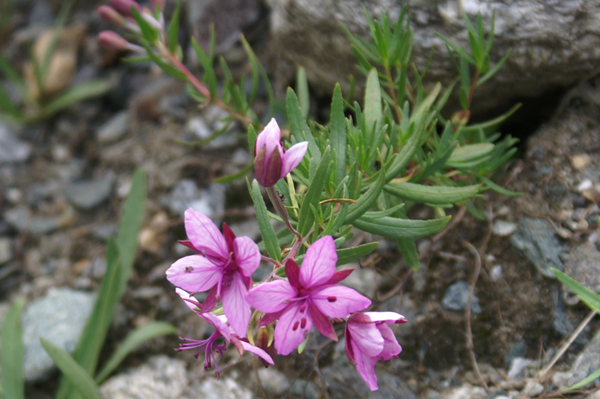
345, 312, 407, 391
166, 209, 261, 337
176, 289, 274, 376
246, 236, 371, 355
254, 118, 308, 187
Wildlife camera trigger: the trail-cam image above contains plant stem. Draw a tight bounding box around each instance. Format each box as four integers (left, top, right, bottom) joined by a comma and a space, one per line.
384, 66, 402, 123
266, 186, 301, 239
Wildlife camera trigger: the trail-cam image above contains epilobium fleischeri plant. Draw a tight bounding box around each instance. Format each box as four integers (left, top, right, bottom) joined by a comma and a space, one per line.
97, 0, 521, 390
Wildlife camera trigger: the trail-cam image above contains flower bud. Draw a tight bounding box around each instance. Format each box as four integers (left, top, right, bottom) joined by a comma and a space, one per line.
110, 0, 142, 17
256, 326, 276, 368
98, 5, 127, 26
98, 31, 129, 50
254, 118, 308, 187
149, 0, 166, 10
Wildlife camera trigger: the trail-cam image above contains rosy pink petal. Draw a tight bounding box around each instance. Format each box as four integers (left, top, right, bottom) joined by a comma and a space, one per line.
240, 341, 275, 365
233, 237, 261, 277
280, 141, 308, 178
175, 288, 201, 312
261, 118, 282, 166
274, 302, 312, 355
184, 209, 229, 260
202, 286, 219, 313
222, 272, 252, 337
346, 318, 384, 357
246, 280, 298, 313
308, 304, 337, 341
178, 240, 200, 253
166, 255, 221, 293
351, 339, 380, 391
201, 313, 231, 341
285, 259, 301, 288
259, 310, 284, 327
345, 325, 356, 364
311, 285, 372, 318
325, 268, 354, 285
299, 236, 337, 288
222, 222, 236, 251
363, 311, 407, 325
377, 324, 402, 361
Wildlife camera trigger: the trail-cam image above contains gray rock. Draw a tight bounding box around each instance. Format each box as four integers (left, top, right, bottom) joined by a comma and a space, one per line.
257, 368, 290, 396
507, 358, 534, 379
492, 220, 517, 237
442, 280, 481, 314
521, 380, 543, 397
552, 328, 600, 389
511, 218, 565, 278
504, 342, 528, 369
4, 205, 75, 235
96, 112, 129, 144
563, 242, 600, 292
22, 288, 96, 381
161, 179, 226, 223
290, 379, 318, 399
440, 384, 487, 399
66, 172, 116, 210
270, 0, 600, 114
99, 356, 255, 399
0, 237, 12, 264
92, 224, 118, 241
0, 124, 31, 163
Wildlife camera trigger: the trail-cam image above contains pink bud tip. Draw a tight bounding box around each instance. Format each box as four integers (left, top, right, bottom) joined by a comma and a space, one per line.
98, 31, 129, 50
110, 0, 142, 17
149, 0, 166, 10
98, 5, 127, 26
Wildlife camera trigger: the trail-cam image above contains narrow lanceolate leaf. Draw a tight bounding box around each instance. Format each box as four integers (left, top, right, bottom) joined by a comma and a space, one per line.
330, 84, 346, 188
1, 298, 25, 399
396, 237, 420, 271
95, 322, 176, 385
249, 180, 281, 261
364, 68, 382, 143
346, 162, 386, 223
384, 121, 426, 183
296, 67, 310, 119
384, 182, 481, 205
563, 367, 600, 392
166, 0, 181, 53
40, 338, 100, 399
117, 169, 147, 294
140, 40, 187, 80
297, 147, 332, 236
477, 49, 512, 87
286, 88, 320, 163
460, 103, 521, 135
130, 6, 158, 43
56, 240, 122, 399
336, 242, 379, 265
191, 38, 217, 100
352, 215, 451, 238
213, 162, 253, 184
447, 143, 494, 167
40, 80, 112, 119
479, 176, 522, 197
552, 269, 600, 313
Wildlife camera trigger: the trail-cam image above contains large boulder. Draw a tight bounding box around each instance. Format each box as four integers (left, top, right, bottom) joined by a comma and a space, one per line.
269, 0, 600, 113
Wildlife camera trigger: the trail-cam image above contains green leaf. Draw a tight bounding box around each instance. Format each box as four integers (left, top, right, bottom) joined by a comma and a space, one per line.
248, 124, 258, 155
140, 40, 187, 80
346, 161, 386, 223
460, 103, 521, 135
384, 182, 481, 205
131, 6, 158, 43
117, 169, 147, 294
552, 268, 600, 313
352, 215, 451, 238
477, 49, 511, 87
0, 298, 25, 399
479, 176, 522, 197
240, 35, 261, 105
190, 38, 217, 100
364, 68, 382, 142
287, 88, 320, 163
563, 367, 600, 391
296, 67, 310, 119
0, 53, 26, 95
0, 83, 24, 118
249, 180, 281, 261
38, 80, 112, 119
435, 32, 476, 65
40, 338, 100, 399
396, 237, 420, 270
336, 242, 379, 265
297, 147, 332, 236
330, 84, 347, 188
166, 0, 181, 53
447, 143, 494, 166
95, 322, 176, 384
57, 240, 121, 399
213, 162, 253, 184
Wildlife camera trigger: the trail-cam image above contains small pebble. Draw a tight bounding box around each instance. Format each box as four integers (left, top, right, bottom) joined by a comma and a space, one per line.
96, 111, 130, 143
570, 154, 591, 170
0, 237, 12, 264
521, 380, 543, 397
577, 180, 593, 192
492, 220, 517, 236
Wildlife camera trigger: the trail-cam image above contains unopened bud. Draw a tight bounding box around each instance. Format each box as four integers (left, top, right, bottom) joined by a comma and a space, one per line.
110, 0, 142, 17
257, 327, 276, 368
149, 0, 166, 10
98, 31, 129, 50
451, 109, 471, 126
98, 5, 127, 26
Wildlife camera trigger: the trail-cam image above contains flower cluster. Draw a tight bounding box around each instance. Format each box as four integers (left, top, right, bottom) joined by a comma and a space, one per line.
166, 120, 407, 390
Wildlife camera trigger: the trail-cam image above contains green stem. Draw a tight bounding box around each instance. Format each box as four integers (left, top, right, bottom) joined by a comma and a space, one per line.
266, 185, 301, 239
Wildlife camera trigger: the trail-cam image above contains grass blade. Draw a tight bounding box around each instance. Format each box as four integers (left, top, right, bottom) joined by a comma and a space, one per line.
0, 298, 25, 399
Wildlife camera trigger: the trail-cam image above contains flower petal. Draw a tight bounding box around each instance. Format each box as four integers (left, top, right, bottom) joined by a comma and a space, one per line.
222, 272, 252, 336
311, 285, 371, 318
300, 236, 337, 288
274, 302, 312, 355
377, 324, 402, 361
240, 341, 275, 365
166, 255, 222, 293
285, 259, 301, 289
175, 288, 201, 313
184, 209, 229, 260
233, 237, 261, 277
308, 304, 337, 341
201, 313, 231, 341
246, 280, 298, 313
351, 339, 379, 391
363, 311, 407, 325
259, 310, 284, 327
280, 141, 308, 178
261, 118, 282, 163
325, 268, 354, 285
346, 319, 384, 357
221, 222, 236, 251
